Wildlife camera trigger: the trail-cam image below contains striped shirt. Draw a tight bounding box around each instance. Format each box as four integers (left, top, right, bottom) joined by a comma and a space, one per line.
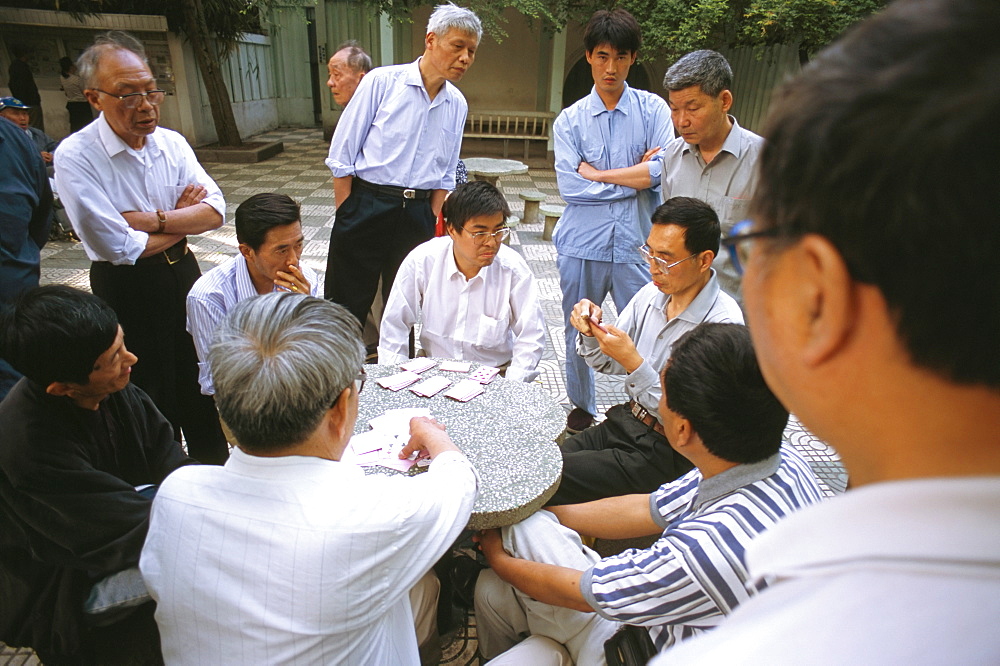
581, 444, 824, 650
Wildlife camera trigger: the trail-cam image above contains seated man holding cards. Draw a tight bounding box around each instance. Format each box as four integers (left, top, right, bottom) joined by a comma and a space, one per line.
474, 324, 823, 664
378, 181, 546, 382
141, 293, 479, 664
548, 197, 743, 506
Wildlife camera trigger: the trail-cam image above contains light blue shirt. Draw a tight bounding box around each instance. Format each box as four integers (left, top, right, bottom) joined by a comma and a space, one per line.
552, 84, 672, 263
325, 58, 467, 191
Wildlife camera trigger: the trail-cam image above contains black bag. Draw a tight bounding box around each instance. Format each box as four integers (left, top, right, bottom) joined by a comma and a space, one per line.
604, 624, 657, 666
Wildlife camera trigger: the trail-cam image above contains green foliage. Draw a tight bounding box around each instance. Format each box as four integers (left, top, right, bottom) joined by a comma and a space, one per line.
742, 0, 887, 58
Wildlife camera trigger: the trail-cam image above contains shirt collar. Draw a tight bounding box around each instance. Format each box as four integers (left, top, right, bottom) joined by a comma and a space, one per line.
684, 115, 744, 159
234, 255, 262, 300
692, 450, 782, 511
666, 269, 721, 324
443, 236, 489, 283
96, 112, 161, 161
408, 57, 452, 108
225, 445, 365, 481
587, 82, 632, 117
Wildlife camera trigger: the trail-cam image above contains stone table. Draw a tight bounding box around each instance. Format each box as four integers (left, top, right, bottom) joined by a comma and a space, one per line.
356, 362, 564, 529
463, 157, 529, 188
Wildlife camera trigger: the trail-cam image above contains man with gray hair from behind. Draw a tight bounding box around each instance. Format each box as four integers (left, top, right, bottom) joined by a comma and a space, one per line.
140, 293, 479, 664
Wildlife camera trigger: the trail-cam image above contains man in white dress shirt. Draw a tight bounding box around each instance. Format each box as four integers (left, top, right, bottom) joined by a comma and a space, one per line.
54, 31, 228, 464
379, 181, 546, 382
652, 0, 1000, 662
187, 193, 318, 395
141, 293, 479, 664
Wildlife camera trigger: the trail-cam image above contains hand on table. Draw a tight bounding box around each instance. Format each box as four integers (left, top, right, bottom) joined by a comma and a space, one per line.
399, 416, 458, 460
275, 264, 311, 294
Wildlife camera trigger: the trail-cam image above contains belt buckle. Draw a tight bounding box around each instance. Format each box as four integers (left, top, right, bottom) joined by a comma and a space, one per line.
165, 245, 184, 265
403, 188, 416, 200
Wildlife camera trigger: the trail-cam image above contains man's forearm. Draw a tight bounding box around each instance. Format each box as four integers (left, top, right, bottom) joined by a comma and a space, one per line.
140, 232, 187, 257
548, 495, 661, 540
430, 189, 447, 217
583, 162, 652, 190
491, 554, 592, 613
333, 176, 353, 210
123, 203, 222, 236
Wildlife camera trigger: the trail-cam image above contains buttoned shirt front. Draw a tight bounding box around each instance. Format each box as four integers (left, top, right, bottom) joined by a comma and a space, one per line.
657, 476, 1000, 664
54, 114, 225, 265
553, 85, 673, 263
141, 447, 479, 665
186, 255, 321, 394
378, 236, 546, 382
325, 59, 466, 191
657, 117, 763, 295
583, 445, 823, 652
577, 270, 743, 415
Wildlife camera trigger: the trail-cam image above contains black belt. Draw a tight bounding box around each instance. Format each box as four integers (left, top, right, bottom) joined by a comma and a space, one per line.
133, 239, 188, 266
626, 400, 665, 436
354, 177, 432, 201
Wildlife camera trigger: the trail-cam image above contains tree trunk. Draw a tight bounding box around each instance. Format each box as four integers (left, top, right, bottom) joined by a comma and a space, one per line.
180, 0, 243, 146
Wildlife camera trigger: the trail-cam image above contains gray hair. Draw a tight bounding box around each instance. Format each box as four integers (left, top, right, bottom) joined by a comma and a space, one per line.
663, 50, 733, 98
77, 31, 148, 89
209, 293, 364, 453
427, 3, 483, 41
335, 40, 373, 74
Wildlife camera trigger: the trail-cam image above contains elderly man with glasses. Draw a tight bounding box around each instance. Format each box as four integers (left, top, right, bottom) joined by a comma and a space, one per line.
378, 181, 546, 382
141, 293, 479, 664
547, 196, 743, 506
54, 30, 229, 465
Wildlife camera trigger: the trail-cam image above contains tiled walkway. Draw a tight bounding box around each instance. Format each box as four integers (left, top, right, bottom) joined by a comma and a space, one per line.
3, 126, 846, 663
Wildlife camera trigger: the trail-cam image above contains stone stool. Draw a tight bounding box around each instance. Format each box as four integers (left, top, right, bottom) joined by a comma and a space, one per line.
518, 190, 547, 226
540, 204, 565, 241
503, 214, 519, 246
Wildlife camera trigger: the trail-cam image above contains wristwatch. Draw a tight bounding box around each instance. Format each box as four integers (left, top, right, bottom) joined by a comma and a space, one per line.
156, 209, 167, 233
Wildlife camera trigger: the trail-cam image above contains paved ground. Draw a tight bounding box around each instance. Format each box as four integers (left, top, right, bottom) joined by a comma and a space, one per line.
2, 126, 846, 664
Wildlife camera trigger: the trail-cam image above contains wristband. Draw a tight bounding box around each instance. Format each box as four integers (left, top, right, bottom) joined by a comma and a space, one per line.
156, 209, 167, 233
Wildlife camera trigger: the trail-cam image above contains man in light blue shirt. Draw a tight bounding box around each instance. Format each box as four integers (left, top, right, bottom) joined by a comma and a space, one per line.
324, 3, 481, 330
553, 9, 673, 432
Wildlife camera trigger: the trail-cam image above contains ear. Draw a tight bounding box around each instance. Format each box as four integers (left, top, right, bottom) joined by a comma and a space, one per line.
671, 416, 695, 450
790, 234, 856, 368
719, 90, 733, 113
628, 52, 638, 65
585, 49, 595, 64
327, 386, 354, 442
238, 243, 254, 261
46, 381, 76, 398
426, 31, 436, 50
84, 89, 103, 111
697, 250, 715, 272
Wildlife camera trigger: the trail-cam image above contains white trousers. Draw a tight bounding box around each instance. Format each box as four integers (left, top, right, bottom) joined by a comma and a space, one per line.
474, 510, 620, 666
410, 570, 441, 666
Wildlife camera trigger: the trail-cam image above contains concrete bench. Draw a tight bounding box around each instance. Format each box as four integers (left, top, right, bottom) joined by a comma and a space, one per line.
464, 111, 556, 159
518, 190, 547, 226
540, 204, 565, 241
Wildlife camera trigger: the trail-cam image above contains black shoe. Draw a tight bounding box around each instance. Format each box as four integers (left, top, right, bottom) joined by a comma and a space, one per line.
566, 407, 595, 434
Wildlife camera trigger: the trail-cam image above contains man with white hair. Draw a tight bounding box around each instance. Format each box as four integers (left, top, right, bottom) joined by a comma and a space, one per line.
325, 3, 482, 331
326, 39, 372, 108
142, 294, 479, 664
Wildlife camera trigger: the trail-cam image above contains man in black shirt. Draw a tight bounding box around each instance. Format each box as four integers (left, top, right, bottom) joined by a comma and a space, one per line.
0, 285, 193, 663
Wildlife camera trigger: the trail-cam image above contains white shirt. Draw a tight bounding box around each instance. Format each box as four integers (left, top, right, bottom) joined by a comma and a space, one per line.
378, 236, 547, 383
141, 447, 479, 665
655, 477, 1000, 664
53, 114, 225, 265
186, 255, 321, 394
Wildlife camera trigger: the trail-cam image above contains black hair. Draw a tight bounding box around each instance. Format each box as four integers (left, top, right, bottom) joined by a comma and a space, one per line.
650, 196, 720, 256
583, 9, 642, 55
235, 193, 302, 251
752, 0, 1000, 388
664, 323, 788, 464
442, 181, 510, 232
0, 286, 119, 386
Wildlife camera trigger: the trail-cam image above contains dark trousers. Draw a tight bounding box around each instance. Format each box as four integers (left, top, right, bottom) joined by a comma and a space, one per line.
324, 186, 435, 326
547, 403, 694, 506
90, 251, 228, 465
66, 102, 93, 133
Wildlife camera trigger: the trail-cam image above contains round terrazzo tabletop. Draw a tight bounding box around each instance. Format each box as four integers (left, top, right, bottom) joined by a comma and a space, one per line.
355, 363, 564, 530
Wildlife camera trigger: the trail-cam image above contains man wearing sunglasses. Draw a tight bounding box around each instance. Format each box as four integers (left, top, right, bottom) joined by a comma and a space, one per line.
548, 196, 742, 506
54, 31, 229, 465
379, 181, 546, 382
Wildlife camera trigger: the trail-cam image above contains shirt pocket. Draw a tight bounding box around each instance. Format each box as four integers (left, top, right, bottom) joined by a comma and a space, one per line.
709, 195, 751, 234
476, 314, 509, 349
581, 138, 607, 170
434, 128, 459, 178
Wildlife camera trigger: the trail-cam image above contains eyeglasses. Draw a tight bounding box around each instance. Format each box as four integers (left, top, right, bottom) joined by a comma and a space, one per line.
332, 367, 366, 407
639, 245, 697, 273
462, 226, 510, 244
94, 89, 166, 108
721, 219, 779, 275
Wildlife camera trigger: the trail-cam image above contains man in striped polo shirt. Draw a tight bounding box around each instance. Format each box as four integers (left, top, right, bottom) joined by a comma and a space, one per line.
474, 323, 824, 663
